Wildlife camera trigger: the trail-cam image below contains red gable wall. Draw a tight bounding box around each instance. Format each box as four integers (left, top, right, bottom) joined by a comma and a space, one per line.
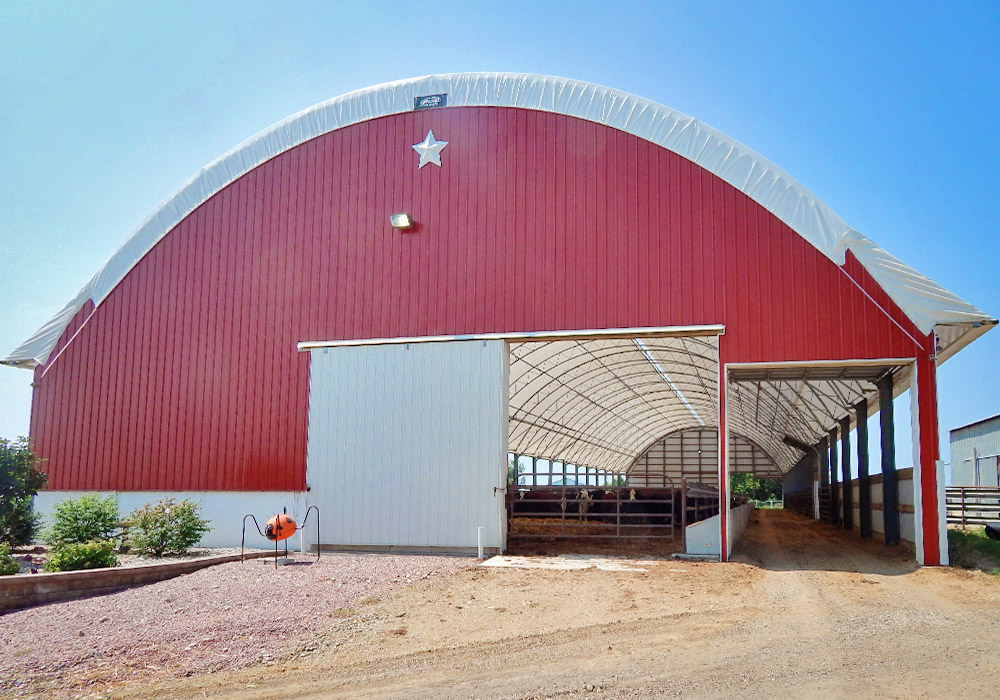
31, 107, 925, 491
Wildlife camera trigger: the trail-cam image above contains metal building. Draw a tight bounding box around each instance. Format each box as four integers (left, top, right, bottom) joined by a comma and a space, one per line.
951, 415, 1000, 487
3, 73, 994, 564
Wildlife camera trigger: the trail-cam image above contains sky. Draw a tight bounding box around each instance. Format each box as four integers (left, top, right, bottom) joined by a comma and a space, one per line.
1, 1, 998, 475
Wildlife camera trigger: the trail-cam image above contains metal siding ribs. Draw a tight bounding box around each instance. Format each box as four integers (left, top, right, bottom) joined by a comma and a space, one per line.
32, 107, 922, 491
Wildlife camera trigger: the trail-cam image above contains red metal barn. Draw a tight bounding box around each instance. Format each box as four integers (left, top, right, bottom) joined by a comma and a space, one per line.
5, 74, 993, 563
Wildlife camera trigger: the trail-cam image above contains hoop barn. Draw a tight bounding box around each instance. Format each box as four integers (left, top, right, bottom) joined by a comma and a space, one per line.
5, 74, 993, 563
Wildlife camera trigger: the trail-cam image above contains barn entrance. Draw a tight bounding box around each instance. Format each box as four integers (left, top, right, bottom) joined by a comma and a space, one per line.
300, 331, 918, 561
504, 329, 726, 555
725, 361, 916, 556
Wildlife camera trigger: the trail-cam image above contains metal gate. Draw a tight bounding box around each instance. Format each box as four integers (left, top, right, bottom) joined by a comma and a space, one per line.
506, 479, 720, 542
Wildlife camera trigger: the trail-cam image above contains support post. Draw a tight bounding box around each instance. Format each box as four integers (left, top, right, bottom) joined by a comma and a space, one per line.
829, 427, 840, 526
719, 356, 729, 562
912, 344, 946, 565
819, 436, 829, 486
878, 373, 900, 546
681, 477, 688, 535
856, 399, 871, 538
819, 435, 829, 520
840, 416, 853, 531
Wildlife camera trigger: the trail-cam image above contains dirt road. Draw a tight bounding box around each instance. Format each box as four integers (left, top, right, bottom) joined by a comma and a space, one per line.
100, 511, 1000, 698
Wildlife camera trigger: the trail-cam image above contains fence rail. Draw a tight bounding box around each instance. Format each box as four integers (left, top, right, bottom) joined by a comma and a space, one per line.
946, 487, 1000, 528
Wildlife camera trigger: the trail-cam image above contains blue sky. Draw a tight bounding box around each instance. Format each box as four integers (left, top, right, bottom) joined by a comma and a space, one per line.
1, 2, 997, 473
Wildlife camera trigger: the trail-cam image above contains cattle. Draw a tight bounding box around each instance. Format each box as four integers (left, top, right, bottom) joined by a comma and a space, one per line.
617, 488, 675, 528
508, 485, 679, 534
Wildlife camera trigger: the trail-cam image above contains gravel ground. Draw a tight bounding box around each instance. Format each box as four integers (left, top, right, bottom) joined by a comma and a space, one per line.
113, 510, 1000, 700
0, 552, 475, 699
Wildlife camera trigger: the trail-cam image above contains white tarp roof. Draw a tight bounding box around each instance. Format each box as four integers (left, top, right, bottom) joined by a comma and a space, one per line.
509, 338, 899, 474
4, 72, 993, 368
509, 337, 719, 472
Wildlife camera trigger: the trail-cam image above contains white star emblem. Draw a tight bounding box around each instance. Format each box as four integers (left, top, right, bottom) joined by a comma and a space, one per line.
412, 129, 448, 168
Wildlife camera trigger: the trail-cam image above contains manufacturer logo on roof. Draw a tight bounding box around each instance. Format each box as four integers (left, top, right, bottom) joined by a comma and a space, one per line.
414, 93, 447, 110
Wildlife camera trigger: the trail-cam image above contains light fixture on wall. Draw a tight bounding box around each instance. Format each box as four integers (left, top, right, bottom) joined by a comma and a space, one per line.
390, 213, 413, 230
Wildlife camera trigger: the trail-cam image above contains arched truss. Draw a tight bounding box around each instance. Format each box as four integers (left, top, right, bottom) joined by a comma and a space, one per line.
508, 336, 718, 473
726, 364, 908, 472
508, 337, 905, 477
628, 427, 782, 488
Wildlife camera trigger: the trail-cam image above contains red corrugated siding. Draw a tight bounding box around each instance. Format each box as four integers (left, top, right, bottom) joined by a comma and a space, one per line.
33, 106, 925, 491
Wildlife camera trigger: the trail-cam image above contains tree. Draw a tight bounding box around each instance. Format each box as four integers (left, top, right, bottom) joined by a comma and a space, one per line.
730, 472, 782, 502
507, 455, 527, 485
0, 437, 48, 546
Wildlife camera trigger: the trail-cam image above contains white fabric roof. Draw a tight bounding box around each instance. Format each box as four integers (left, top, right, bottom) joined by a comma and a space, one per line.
5, 72, 993, 368
509, 338, 896, 474
509, 337, 719, 472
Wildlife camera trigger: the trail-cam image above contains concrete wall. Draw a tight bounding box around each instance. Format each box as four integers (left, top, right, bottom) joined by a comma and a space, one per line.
34, 491, 304, 549
686, 503, 755, 558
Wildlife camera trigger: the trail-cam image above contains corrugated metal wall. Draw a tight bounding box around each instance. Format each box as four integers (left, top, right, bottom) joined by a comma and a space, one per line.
628, 427, 781, 486
305, 340, 507, 550
31, 106, 926, 491
951, 416, 1000, 486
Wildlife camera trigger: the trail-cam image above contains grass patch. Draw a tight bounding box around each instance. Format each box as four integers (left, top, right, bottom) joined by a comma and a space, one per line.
948, 527, 1000, 574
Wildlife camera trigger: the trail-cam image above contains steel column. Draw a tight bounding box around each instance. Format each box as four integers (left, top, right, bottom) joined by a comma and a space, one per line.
856, 399, 871, 538
819, 436, 829, 487
878, 373, 900, 546
914, 344, 944, 565
719, 353, 729, 562
830, 427, 840, 526
840, 416, 853, 531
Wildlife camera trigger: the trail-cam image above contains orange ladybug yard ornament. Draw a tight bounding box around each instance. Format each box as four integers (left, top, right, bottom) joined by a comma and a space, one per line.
241, 505, 320, 568
265, 512, 297, 541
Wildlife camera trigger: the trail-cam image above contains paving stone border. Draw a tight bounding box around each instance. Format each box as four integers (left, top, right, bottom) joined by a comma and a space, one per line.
0, 551, 277, 612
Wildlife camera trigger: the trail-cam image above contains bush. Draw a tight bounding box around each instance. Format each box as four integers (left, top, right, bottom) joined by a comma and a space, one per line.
43, 540, 118, 572
47, 494, 120, 546
0, 437, 48, 546
126, 499, 211, 556
0, 543, 20, 576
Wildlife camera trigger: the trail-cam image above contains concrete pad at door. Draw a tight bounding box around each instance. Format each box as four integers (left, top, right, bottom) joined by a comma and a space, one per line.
480, 554, 673, 572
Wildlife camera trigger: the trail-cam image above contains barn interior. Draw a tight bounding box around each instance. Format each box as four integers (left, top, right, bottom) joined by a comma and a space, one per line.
505, 332, 912, 557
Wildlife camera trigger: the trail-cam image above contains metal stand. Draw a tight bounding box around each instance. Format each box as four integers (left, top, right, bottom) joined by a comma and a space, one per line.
241, 513, 278, 569
299, 505, 321, 562
240, 506, 322, 569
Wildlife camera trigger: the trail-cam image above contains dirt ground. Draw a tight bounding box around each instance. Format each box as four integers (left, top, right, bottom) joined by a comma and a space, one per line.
81, 509, 1000, 700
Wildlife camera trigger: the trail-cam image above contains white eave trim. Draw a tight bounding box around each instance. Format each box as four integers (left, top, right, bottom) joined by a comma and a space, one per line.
297, 324, 726, 352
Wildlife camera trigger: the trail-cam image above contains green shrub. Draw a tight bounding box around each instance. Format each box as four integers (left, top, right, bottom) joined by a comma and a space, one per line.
47, 494, 120, 546
0, 436, 48, 546
126, 499, 211, 556
0, 543, 20, 576
43, 540, 118, 572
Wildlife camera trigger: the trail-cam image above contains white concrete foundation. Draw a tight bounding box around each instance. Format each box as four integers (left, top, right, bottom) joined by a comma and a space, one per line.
33, 491, 306, 548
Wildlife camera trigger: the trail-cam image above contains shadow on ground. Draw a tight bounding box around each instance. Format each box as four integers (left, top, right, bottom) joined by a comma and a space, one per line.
732, 508, 919, 576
